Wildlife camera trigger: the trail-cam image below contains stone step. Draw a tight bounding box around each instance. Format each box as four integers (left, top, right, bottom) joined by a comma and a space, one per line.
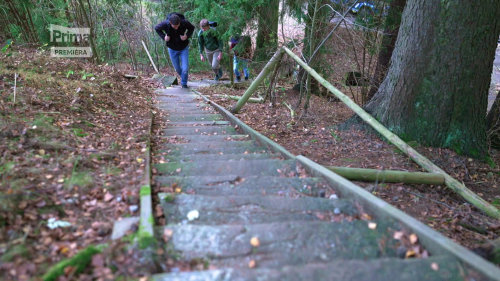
165, 110, 218, 115
163, 126, 238, 136
163, 152, 277, 162
155, 159, 297, 177
162, 134, 251, 143
159, 194, 357, 225
167, 114, 224, 122
161, 220, 400, 268
151, 256, 462, 281
158, 103, 211, 111
157, 95, 202, 102
155, 175, 326, 197
159, 142, 268, 156
167, 120, 231, 126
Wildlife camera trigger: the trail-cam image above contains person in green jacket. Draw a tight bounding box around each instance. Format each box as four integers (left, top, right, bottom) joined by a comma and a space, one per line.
198, 19, 223, 81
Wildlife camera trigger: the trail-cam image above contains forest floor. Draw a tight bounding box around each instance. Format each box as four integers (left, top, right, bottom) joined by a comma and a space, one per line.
1, 41, 499, 281
0, 46, 159, 280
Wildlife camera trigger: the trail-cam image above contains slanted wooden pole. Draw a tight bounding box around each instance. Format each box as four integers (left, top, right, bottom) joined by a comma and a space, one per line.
283, 46, 500, 219
141, 40, 159, 73
231, 48, 284, 113
326, 166, 445, 185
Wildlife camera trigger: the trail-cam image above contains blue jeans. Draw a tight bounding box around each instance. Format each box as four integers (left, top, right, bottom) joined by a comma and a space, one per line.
233, 56, 249, 79
168, 46, 189, 86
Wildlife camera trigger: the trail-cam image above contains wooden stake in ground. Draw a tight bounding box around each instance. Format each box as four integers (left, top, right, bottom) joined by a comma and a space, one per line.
282, 46, 500, 219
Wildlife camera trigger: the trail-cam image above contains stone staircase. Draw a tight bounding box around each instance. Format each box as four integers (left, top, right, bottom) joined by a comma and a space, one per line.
150, 87, 484, 281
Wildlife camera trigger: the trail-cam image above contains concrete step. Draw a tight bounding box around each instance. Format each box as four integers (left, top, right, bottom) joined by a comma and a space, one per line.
163, 126, 238, 136
155, 159, 297, 177
166, 120, 231, 126
155, 175, 327, 197
162, 134, 251, 143
158, 142, 268, 156
167, 114, 224, 122
161, 220, 400, 268
163, 152, 278, 162
159, 194, 357, 225
151, 256, 463, 281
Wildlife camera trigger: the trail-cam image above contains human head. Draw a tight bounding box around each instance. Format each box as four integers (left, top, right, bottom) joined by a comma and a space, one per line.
200, 19, 209, 31
169, 14, 181, 29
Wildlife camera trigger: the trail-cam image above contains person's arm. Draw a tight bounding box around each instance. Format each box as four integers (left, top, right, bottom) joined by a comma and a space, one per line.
185, 20, 195, 38
198, 30, 205, 61
198, 30, 205, 54
217, 37, 223, 52
154, 20, 170, 40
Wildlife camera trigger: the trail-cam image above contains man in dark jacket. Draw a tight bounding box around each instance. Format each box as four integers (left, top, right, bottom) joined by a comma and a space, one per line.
155, 13, 195, 88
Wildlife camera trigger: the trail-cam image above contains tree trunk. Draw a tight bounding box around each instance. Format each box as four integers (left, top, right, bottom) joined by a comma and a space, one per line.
295, 0, 332, 110
366, 0, 406, 101
487, 91, 500, 148
77, 0, 100, 63
365, 0, 500, 159
254, 0, 279, 62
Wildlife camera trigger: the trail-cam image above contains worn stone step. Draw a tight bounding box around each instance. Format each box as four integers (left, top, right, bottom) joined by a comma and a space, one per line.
167, 114, 224, 122
163, 134, 250, 143
151, 256, 463, 281
161, 220, 400, 268
159, 194, 357, 225
165, 109, 217, 116
163, 126, 238, 136
155, 175, 326, 196
158, 141, 268, 156
155, 159, 297, 177
167, 120, 231, 126
163, 152, 277, 162
158, 103, 211, 110
157, 94, 201, 101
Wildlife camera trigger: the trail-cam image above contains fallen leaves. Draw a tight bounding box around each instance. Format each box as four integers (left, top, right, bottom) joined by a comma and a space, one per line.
250, 237, 260, 247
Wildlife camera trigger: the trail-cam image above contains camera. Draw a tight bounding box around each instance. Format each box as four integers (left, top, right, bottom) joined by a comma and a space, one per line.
209, 21, 217, 27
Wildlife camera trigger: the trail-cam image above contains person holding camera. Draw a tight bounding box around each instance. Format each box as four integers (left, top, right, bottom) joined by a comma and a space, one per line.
198, 19, 223, 81
155, 13, 195, 88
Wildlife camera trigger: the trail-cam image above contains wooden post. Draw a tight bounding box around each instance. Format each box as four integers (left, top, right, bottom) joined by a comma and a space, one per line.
326, 166, 445, 185
231, 48, 285, 113
282, 46, 500, 219
141, 40, 159, 73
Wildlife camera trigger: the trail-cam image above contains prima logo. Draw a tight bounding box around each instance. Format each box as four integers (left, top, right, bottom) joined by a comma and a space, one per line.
49, 24, 92, 58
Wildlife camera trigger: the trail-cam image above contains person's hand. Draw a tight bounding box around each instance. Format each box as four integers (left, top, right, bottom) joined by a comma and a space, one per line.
217, 52, 222, 61
180, 34, 188, 41
164, 35, 170, 42
200, 54, 205, 62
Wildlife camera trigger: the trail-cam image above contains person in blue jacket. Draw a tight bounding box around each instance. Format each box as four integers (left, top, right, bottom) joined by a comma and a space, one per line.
155, 13, 195, 88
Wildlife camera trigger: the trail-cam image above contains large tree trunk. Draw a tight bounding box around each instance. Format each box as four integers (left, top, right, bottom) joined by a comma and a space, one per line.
365, 0, 500, 159
254, 0, 279, 62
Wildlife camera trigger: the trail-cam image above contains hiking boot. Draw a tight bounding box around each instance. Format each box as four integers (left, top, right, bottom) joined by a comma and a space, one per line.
182, 84, 189, 89
218, 68, 223, 78
236, 76, 241, 82
214, 74, 220, 81
244, 76, 249, 81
